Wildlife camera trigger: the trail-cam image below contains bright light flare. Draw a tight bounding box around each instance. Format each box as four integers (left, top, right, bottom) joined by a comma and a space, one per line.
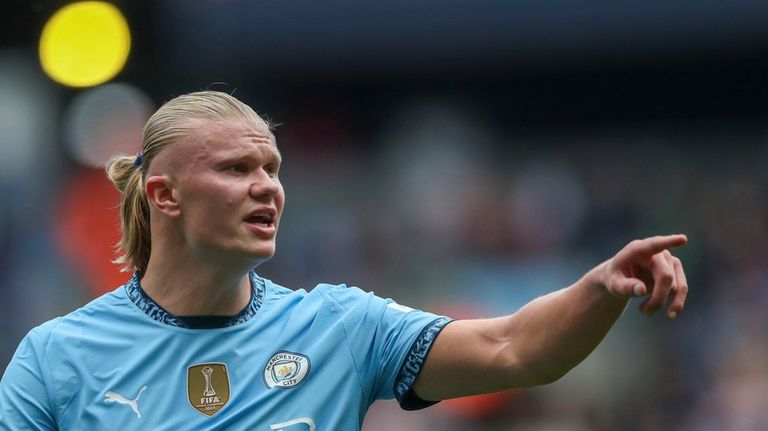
39, 1, 131, 87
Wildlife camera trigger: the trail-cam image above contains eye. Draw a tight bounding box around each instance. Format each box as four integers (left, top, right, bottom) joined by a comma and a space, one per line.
225, 164, 249, 174
264, 163, 280, 178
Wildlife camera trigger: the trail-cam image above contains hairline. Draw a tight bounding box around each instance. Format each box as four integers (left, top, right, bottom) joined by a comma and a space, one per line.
144, 117, 281, 179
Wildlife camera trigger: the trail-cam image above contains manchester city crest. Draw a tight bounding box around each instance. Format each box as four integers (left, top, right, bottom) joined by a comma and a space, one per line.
263, 351, 310, 389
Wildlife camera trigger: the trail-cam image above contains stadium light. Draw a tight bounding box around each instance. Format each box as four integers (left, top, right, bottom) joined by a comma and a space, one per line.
39, 1, 131, 88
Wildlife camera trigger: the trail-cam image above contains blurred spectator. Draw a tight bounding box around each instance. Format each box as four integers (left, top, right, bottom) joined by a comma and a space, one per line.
3, 2, 768, 428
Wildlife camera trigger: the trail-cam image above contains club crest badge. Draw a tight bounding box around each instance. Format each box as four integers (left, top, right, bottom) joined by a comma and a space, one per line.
187, 362, 230, 416
263, 351, 310, 389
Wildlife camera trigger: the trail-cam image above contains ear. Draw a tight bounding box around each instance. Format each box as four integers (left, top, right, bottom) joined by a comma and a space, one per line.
145, 175, 181, 217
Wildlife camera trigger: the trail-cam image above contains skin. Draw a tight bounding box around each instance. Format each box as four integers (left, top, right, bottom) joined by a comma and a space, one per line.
135, 117, 689, 401
139, 119, 284, 316
414, 234, 689, 400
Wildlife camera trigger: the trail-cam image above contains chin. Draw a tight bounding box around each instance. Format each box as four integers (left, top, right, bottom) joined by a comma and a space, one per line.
245, 248, 276, 265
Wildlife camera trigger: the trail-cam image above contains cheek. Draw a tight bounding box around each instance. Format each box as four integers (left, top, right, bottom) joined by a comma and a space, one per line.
276, 184, 286, 211
185, 181, 240, 217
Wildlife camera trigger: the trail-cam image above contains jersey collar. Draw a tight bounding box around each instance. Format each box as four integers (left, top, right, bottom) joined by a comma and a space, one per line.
124, 271, 266, 328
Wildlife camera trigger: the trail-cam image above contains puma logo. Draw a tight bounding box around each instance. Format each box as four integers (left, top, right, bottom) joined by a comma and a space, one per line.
104, 385, 147, 418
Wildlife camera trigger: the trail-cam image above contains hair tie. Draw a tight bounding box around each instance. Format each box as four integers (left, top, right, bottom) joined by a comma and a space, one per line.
134, 152, 143, 168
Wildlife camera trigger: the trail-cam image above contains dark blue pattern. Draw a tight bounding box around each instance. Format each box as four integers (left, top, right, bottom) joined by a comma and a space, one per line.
124, 273, 187, 327
393, 316, 452, 409
228, 272, 265, 327
124, 271, 265, 328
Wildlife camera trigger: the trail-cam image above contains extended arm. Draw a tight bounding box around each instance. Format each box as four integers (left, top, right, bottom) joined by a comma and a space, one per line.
414, 234, 688, 400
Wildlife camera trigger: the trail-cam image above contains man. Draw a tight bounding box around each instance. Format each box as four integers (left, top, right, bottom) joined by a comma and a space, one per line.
0, 91, 688, 430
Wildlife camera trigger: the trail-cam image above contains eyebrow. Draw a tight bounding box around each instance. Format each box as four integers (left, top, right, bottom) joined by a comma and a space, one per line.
266, 144, 283, 163
270, 145, 283, 163
216, 146, 282, 165
243, 132, 282, 161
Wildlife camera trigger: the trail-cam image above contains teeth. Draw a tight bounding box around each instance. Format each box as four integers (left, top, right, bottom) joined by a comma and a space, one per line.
246, 216, 271, 227
246, 213, 273, 226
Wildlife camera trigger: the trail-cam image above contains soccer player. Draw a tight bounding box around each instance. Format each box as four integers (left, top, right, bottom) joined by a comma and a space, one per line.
0, 91, 688, 430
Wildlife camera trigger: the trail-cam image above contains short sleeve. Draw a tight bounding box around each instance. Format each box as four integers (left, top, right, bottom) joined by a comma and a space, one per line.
317, 284, 451, 410
0, 328, 58, 430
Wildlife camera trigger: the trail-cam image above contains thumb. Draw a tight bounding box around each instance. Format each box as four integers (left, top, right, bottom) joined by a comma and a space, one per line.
610, 276, 647, 298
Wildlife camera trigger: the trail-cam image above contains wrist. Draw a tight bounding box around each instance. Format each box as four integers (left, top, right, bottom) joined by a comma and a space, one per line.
583, 260, 628, 303
583, 260, 608, 290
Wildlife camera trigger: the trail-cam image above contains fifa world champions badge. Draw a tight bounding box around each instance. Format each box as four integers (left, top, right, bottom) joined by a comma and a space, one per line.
263, 351, 311, 389
187, 363, 231, 416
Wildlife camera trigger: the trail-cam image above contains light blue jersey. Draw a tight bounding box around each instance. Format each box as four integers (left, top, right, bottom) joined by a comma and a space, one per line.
0, 272, 451, 430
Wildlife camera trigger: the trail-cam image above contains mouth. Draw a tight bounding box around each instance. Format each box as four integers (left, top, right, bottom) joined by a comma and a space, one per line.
243, 209, 277, 234
244, 214, 275, 228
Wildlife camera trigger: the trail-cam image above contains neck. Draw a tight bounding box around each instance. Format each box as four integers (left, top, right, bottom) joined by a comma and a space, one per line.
140, 249, 254, 317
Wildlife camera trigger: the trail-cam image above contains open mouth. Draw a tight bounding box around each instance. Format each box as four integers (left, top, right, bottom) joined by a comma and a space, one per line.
244, 214, 274, 228
244, 211, 276, 229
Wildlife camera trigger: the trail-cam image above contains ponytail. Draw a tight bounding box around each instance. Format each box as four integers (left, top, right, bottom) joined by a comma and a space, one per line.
105, 153, 151, 272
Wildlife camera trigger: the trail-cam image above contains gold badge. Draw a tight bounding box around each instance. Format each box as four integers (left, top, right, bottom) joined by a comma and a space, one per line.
187, 362, 230, 416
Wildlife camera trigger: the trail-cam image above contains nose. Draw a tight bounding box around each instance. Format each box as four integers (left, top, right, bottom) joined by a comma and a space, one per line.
249, 170, 281, 200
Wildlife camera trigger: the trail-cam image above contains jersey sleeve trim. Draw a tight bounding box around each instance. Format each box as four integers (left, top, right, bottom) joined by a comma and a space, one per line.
393, 316, 452, 411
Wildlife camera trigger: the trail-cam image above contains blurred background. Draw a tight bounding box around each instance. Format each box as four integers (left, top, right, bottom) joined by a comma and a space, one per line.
2, 1, 768, 429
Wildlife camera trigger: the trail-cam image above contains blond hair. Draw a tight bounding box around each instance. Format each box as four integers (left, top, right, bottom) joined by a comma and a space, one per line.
105, 91, 272, 272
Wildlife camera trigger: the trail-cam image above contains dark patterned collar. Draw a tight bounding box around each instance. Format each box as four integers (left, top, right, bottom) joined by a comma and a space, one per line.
124, 271, 266, 328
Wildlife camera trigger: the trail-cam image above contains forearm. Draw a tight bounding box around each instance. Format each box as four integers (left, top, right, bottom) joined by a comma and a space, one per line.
415, 235, 688, 401
497, 261, 628, 386
416, 262, 628, 399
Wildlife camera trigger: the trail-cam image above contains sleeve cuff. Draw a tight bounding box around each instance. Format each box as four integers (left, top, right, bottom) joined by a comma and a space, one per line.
393, 316, 452, 411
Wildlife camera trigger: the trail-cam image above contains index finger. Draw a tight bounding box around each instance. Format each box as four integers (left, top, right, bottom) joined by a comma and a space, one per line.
622, 234, 688, 260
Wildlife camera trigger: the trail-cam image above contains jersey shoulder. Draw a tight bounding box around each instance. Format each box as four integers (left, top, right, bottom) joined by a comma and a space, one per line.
25, 285, 133, 347
262, 277, 383, 315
